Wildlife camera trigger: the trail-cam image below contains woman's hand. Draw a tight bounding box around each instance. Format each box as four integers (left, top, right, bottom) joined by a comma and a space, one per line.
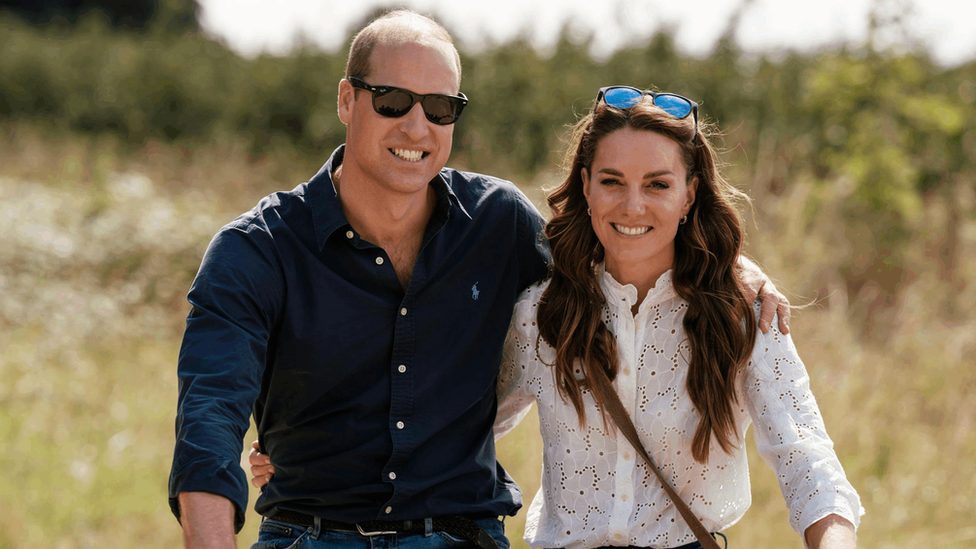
737, 256, 790, 334
804, 514, 856, 549
249, 440, 275, 488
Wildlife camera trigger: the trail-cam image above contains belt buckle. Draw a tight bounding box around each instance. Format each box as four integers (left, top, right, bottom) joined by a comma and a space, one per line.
356, 523, 398, 536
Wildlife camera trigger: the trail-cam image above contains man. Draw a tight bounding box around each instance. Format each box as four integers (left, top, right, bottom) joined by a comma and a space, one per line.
169, 9, 788, 549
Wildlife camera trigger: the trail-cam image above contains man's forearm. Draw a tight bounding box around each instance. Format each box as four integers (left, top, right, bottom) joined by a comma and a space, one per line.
178, 491, 237, 549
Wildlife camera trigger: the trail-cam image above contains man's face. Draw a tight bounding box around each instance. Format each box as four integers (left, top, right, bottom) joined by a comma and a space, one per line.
338, 40, 460, 198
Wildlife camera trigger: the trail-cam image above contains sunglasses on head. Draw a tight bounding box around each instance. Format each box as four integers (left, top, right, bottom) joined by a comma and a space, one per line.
595, 85, 699, 142
348, 76, 468, 126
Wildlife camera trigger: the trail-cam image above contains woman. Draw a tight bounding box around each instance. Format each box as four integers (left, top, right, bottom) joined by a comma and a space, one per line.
251, 87, 861, 548
493, 86, 861, 549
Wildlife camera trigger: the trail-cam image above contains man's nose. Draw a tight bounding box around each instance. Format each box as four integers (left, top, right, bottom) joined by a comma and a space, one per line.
398, 102, 430, 137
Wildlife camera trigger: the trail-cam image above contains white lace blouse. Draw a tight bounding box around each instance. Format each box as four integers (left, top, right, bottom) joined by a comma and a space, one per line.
495, 266, 863, 549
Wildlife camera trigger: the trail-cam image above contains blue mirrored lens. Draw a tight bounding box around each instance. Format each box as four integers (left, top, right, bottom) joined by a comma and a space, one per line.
652, 94, 692, 118
603, 87, 643, 108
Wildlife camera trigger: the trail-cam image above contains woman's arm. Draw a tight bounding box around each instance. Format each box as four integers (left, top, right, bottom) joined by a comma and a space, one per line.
248, 440, 274, 488
744, 314, 863, 540
804, 514, 856, 549
494, 307, 537, 440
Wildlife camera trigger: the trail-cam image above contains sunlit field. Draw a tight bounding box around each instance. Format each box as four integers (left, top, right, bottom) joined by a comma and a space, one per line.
3, 5, 976, 546
2, 121, 973, 549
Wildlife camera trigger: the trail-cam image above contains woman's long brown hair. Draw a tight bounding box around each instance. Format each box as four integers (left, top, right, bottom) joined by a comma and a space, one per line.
537, 98, 757, 462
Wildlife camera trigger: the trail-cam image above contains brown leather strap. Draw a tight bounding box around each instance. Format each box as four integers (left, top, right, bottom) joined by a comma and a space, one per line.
589, 362, 722, 549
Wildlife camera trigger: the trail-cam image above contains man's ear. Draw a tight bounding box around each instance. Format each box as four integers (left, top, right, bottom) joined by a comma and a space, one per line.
337, 79, 354, 126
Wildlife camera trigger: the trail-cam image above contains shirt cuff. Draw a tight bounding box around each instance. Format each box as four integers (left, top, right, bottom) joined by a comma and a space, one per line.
796, 490, 864, 537
169, 457, 250, 533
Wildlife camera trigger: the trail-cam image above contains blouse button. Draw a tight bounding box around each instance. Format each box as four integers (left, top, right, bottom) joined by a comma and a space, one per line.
623, 452, 631, 460
621, 493, 629, 501
398, 365, 407, 373
345, 230, 354, 239
624, 368, 631, 376
375, 257, 384, 265
614, 533, 623, 540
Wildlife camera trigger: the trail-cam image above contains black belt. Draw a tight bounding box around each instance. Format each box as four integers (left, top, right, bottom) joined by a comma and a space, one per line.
268, 510, 499, 549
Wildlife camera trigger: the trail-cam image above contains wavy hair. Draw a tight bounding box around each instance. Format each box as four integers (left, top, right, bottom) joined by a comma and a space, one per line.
537, 97, 757, 462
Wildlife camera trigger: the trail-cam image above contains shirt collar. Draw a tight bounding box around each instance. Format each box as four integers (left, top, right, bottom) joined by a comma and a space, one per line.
307, 145, 471, 251
597, 263, 677, 313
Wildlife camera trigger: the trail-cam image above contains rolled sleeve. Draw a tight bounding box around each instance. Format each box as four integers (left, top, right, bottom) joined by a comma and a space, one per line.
744, 319, 864, 536
168, 223, 284, 532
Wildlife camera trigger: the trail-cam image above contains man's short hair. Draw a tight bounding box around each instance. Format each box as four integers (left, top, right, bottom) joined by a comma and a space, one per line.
345, 9, 462, 88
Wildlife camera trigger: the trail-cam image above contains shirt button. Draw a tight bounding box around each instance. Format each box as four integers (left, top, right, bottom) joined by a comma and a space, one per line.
396, 421, 405, 429
398, 365, 407, 373
400, 308, 407, 316
345, 230, 354, 239
385, 506, 392, 514
388, 472, 396, 480
375, 257, 384, 265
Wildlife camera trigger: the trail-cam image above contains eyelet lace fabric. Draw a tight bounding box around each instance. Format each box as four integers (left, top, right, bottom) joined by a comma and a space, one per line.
496, 266, 863, 549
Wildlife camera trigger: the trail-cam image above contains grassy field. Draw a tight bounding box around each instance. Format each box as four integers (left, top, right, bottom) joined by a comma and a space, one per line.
1, 124, 974, 549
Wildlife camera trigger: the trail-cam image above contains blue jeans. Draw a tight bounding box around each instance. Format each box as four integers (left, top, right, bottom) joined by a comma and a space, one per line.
250, 516, 510, 549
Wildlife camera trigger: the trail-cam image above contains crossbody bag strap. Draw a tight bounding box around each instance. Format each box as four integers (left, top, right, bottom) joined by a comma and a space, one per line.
589, 364, 722, 549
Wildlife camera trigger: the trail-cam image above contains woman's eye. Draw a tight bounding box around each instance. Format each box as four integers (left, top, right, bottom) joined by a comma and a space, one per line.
649, 180, 670, 189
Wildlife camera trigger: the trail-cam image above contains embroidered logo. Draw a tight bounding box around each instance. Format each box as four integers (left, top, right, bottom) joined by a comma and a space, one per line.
471, 282, 480, 301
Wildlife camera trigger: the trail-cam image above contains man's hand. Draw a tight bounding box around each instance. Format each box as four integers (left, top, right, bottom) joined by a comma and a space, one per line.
738, 256, 790, 334
177, 492, 236, 549
249, 440, 275, 488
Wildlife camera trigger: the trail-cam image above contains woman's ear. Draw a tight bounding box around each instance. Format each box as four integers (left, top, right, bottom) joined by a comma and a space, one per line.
683, 175, 698, 216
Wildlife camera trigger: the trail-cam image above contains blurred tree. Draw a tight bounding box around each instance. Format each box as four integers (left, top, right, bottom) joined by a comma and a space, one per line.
0, 0, 199, 34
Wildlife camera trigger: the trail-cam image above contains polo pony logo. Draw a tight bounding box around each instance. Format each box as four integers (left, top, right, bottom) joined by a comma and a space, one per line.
471, 282, 480, 301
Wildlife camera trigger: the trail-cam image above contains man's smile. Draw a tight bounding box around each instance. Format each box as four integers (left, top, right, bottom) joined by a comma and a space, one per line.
391, 148, 429, 162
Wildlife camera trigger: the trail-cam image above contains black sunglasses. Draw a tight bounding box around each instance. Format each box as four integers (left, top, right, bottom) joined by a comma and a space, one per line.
596, 85, 699, 142
348, 77, 468, 126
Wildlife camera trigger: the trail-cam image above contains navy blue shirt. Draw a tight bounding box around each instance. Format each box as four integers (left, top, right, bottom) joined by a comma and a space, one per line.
168, 146, 550, 531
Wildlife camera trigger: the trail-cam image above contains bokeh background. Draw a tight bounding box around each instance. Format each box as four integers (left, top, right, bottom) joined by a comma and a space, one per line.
1, 0, 974, 547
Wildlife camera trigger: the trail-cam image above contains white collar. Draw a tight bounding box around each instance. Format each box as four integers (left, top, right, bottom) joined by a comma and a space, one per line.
597, 263, 678, 314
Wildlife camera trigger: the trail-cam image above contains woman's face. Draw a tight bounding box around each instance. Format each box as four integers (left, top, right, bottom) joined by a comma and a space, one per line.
582, 127, 697, 285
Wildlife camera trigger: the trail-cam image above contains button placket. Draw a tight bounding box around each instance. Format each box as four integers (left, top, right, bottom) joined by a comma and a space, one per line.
607, 298, 638, 538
